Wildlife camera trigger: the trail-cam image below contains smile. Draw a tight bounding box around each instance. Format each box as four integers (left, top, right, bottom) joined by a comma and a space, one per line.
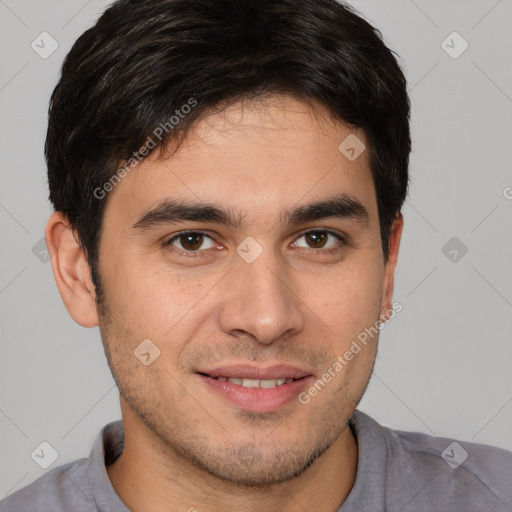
201, 375, 296, 388
195, 366, 313, 412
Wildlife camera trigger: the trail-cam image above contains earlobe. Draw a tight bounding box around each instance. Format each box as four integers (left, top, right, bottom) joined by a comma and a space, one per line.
380, 214, 404, 321
45, 211, 100, 327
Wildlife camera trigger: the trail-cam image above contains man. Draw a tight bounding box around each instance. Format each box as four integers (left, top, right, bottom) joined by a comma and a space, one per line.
1, 0, 510, 510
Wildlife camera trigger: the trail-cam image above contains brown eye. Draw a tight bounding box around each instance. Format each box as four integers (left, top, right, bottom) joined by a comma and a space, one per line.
305, 231, 328, 248
294, 230, 344, 250
180, 233, 203, 250
167, 232, 215, 252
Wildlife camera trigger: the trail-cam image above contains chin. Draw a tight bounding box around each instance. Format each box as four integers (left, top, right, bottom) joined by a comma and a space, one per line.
173, 432, 337, 488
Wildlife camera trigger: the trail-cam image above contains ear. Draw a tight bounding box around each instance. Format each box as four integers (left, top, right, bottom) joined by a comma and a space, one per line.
45, 211, 99, 327
380, 214, 403, 322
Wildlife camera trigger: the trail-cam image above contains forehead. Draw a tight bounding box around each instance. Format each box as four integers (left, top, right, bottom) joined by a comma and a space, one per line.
104, 94, 378, 229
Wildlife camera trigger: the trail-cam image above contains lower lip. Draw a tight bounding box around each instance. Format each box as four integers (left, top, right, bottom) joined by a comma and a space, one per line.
198, 374, 312, 413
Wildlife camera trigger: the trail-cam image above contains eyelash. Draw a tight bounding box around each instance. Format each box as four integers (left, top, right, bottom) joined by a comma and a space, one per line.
163, 229, 346, 258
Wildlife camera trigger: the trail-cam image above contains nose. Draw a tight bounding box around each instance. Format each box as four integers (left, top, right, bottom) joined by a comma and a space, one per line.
217, 248, 306, 345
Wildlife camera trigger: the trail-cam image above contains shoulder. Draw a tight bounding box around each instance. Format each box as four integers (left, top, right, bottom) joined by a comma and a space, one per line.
388, 422, 512, 480
0, 420, 124, 512
351, 410, 512, 511
0, 458, 97, 512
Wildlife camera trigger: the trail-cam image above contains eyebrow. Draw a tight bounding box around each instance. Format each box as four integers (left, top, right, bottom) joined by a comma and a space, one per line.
130, 193, 369, 232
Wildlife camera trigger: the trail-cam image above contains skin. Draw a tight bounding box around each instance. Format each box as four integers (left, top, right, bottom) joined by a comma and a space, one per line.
46, 93, 403, 512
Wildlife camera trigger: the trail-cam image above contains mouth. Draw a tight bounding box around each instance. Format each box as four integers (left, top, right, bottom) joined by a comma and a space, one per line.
198, 373, 300, 388
195, 364, 313, 412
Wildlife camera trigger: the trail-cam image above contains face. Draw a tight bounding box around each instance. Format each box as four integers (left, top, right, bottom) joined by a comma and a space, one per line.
95, 94, 399, 486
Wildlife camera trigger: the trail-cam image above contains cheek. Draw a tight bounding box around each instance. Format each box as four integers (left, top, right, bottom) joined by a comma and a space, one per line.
316, 258, 384, 335
102, 252, 217, 349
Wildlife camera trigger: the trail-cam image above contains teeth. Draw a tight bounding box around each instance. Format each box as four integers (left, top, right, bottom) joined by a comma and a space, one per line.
242, 378, 260, 388
223, 377, 294, 388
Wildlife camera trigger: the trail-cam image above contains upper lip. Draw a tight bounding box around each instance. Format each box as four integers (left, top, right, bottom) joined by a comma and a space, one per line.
196, 364, 312, 380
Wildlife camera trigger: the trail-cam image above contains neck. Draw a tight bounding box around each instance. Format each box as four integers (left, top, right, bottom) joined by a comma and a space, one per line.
107, 401, 358, 512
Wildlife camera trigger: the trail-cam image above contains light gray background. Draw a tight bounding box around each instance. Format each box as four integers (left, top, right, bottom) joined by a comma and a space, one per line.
1, 0, 511, 498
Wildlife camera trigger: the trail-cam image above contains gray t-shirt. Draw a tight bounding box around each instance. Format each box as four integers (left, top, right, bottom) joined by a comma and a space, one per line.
1, 410, 511, 511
